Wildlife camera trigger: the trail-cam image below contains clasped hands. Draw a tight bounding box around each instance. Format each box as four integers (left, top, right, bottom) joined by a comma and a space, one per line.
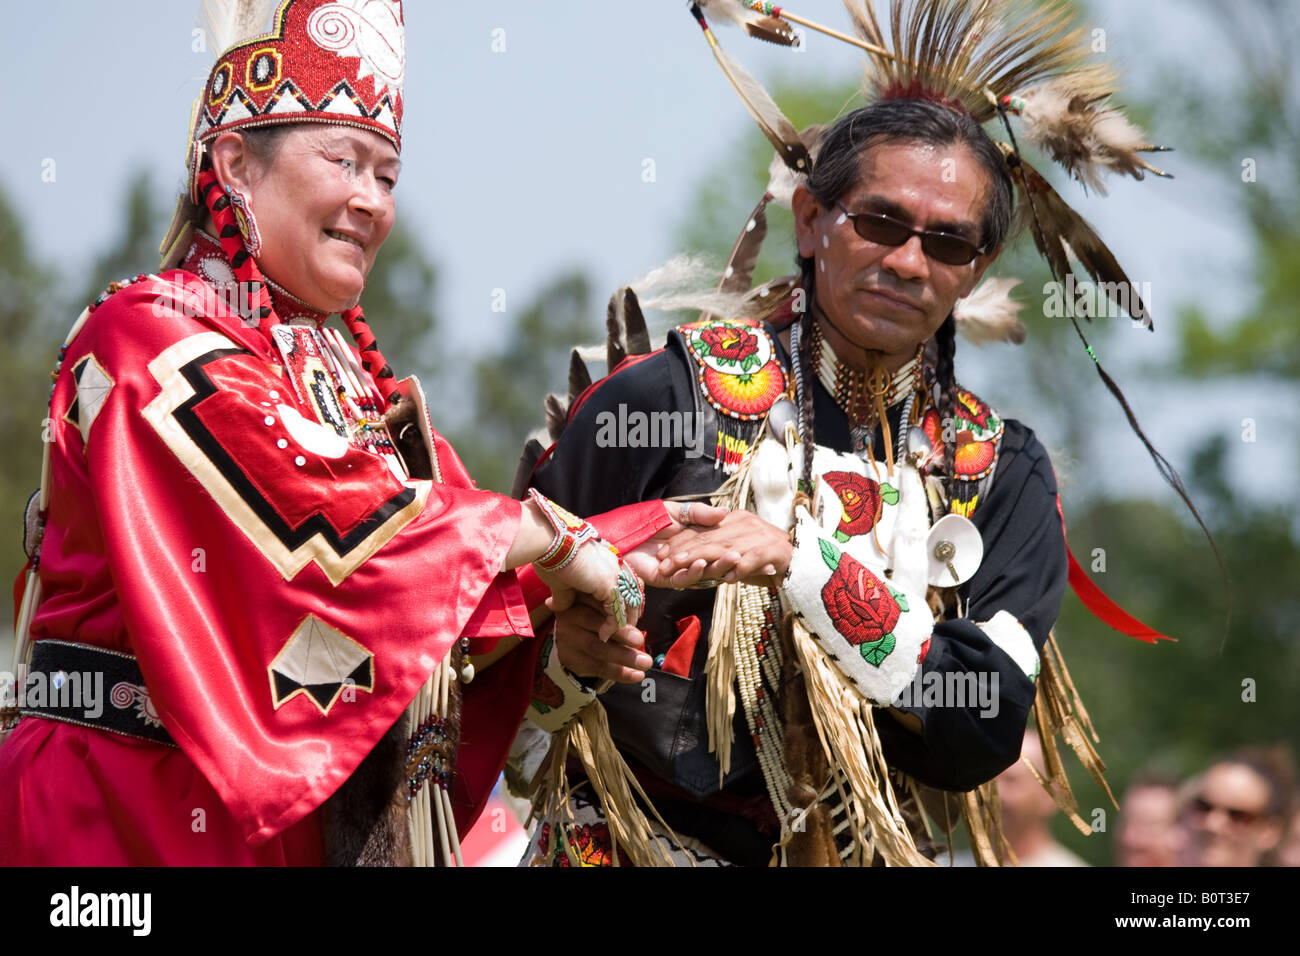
545, 501, 793, 684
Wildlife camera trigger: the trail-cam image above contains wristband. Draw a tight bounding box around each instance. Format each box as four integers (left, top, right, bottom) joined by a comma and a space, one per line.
528, 488, 601, 571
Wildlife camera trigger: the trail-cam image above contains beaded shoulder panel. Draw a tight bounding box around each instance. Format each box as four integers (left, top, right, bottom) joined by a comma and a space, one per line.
676, 317, 789, 422
919, 384, 1004, 517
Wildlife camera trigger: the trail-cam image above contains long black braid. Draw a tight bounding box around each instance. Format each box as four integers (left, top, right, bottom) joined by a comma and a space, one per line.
933, 313, 959, 510
796, 258, 818, 496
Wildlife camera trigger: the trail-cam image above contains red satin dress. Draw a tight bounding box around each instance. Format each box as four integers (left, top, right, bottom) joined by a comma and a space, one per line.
0, 234, 596, 864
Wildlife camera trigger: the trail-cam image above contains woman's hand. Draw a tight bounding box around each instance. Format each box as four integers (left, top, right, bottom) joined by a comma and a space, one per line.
535, 540, 643, 641
653, 509, 792, 589
553, 593, 653, 684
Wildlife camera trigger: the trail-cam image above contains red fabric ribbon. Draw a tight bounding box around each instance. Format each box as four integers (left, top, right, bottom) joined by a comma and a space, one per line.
1056, 494, 1174, 644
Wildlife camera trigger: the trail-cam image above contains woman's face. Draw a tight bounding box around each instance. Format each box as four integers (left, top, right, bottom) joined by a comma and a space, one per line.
229, 126, 400, 313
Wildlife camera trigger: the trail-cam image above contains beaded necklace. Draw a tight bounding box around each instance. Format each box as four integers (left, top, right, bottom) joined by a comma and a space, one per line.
807, 317, 926, 471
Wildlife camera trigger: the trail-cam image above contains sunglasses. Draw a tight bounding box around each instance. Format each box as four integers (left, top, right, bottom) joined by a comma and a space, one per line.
1189, 796, 1264, 826
834, 202, 987, 266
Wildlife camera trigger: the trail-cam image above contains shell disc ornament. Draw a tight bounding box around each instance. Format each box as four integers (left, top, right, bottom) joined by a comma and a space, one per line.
926, 513, 983, 587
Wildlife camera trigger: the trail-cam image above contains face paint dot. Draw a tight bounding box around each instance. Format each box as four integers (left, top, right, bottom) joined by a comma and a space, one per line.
264, 415, 275, 426
822, 234, 830, 249
820, 260, 826, 273
295, 456, 306, 467
277, 439, 288, 449
835, 212, 848, 226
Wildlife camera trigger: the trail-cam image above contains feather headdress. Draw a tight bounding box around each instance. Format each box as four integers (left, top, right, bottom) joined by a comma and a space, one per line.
696, 0, 801, 46
199, 0, 279, 57
688, 0, 1175, 331
1001, 74, 1173, 194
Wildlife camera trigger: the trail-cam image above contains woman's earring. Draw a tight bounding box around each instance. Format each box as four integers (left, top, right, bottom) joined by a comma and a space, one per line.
225, 185, 262, 258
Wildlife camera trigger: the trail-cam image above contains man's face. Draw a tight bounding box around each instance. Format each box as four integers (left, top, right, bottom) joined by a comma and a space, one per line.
793, 140, 998, 365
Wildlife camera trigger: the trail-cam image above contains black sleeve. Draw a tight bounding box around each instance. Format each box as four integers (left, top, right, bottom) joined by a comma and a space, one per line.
528, 350, 691, 516
875, 420, 1068, 791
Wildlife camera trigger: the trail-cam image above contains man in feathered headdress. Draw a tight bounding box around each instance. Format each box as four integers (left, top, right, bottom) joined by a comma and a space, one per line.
514, 0, 1184, 866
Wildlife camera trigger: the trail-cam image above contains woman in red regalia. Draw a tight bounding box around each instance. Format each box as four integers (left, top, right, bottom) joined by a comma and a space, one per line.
0, 0, 699, 866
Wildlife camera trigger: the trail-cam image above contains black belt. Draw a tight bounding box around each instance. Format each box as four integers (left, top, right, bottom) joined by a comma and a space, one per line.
17, 640, 177, 747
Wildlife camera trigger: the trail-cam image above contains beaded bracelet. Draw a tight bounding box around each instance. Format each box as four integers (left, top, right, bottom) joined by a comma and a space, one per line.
527, 488, 601, 571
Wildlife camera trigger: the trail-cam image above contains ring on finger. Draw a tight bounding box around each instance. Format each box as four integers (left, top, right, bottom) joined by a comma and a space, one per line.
678, 501, 693, 525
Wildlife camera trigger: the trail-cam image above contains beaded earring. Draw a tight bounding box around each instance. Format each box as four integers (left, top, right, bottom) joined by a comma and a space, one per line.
224, 184, 262, 258
199, 169, 275, 335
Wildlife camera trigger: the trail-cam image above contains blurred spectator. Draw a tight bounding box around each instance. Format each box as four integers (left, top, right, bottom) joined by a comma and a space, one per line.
996, 729, 1089, 867
1275, 808, 1300, 867
1114, 774, 1182, 867
1176, 746, 1295, 867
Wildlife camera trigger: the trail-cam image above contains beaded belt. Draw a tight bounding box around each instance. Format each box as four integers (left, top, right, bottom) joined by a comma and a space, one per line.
15, 640, 176, 747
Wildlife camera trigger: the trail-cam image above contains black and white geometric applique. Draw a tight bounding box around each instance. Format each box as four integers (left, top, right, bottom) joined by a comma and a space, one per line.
319, 81, 369, 119
371, 94, 398, 132
263, 79, 315, 117
63, 353, 115, 447
268, 614, 374, 715
213, 87, 258, 128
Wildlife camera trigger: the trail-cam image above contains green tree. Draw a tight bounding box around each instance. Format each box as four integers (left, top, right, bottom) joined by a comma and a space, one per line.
1028, 0, 1300, 862
0, 183, 61, 639
76, 171, 167, 307
356, 220, 439, 387
453, 272, 601, 494
1163, 0, 1300, 383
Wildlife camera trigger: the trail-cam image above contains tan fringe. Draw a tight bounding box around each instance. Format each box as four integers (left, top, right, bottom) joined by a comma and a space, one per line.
1053, 635, 1098, 736
788, 618, 932, 867
705, 582, 739, 783
529, 701, 690, 867
960, 788, 1001, 866
570, 703, 689, 866
954, 632, 1117, 860
979, 780, 1014, 866
528, 723, 583, 867
1032, 631, 1118, 819
703, 445, 758, 781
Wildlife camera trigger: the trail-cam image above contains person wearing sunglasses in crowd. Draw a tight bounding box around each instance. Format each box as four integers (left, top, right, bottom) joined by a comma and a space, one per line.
518, 93, 1070, 866
1176, 747, 1295, 867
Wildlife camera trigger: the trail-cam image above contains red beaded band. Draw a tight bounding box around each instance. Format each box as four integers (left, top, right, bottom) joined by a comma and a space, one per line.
528, 489, 601, 572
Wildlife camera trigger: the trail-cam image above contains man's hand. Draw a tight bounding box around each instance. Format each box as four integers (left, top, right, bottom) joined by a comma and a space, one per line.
623, 500, 728, 588
553, 593, 654, 683
653, 509, 793, 589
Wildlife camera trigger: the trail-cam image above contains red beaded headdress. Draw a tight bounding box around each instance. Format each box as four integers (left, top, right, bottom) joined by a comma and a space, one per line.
161, 0, 405, 269
190, 0, 403, 199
